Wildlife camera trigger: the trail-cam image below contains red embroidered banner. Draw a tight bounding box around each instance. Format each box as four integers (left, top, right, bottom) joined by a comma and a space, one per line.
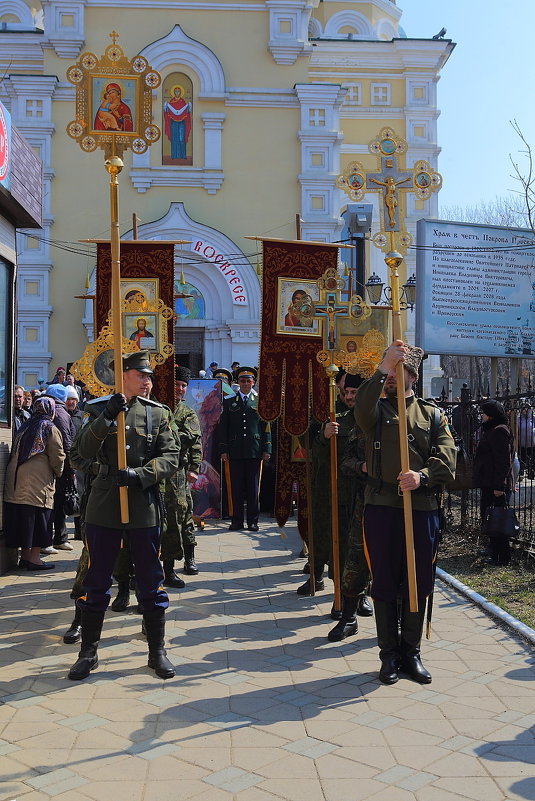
257, 239, 338, 436
96, 242, 175, 408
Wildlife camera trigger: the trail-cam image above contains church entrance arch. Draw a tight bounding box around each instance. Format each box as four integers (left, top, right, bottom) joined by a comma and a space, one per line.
84, 203, 260, 373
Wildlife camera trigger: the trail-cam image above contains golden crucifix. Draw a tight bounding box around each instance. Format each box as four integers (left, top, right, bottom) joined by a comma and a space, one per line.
338, 127, 442, 612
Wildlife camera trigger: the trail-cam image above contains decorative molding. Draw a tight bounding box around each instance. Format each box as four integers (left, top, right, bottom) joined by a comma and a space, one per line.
266, 0, 313, 65
225, 87, 298, 108
323, 10, 374, 38
41, 0, 85, 59
0, 32, 45, 72
139, 25, 226, 98
129, 166, 224, 194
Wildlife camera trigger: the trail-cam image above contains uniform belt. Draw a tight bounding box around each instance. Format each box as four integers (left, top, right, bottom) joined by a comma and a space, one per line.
98, 464, 120, 477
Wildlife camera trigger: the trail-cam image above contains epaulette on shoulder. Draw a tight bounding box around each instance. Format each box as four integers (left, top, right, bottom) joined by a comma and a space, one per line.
140, 396, 163, 408
86, 395, 111, 405
418, 398, 439, 409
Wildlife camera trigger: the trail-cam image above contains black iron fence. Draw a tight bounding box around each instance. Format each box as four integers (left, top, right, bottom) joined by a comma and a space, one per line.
434, 384, 535, 558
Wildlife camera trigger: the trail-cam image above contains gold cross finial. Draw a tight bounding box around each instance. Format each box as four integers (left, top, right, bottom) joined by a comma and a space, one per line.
109, 30, 119, 45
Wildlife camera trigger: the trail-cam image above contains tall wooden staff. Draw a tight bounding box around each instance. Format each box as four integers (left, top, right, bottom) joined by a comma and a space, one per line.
385, 243, 418, 612
107, 154, 129, 522
66, 32, 163, 524
337, 127, 442, 613
314, 275, 371, 615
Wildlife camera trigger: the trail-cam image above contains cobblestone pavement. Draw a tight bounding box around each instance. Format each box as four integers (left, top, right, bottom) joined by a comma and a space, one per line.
0, 518, 534, 801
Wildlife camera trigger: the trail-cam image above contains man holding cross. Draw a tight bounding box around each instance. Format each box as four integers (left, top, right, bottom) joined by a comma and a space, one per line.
355, 340, 456, 686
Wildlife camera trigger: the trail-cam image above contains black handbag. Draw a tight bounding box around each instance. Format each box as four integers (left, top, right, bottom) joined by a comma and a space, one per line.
481, 505, 519, 539
63, 474, 80, 517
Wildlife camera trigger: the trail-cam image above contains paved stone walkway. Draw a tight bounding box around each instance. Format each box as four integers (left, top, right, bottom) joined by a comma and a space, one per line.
0, 518, 534, 801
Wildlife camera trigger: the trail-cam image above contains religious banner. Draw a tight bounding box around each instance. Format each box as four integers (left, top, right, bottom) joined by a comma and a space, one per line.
256, 238, 341, 436
96, 240, 176, 407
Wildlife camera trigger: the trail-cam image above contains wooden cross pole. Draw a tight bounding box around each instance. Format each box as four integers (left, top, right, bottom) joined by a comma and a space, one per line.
357, 131, 440, 612
313, 271, 370, 614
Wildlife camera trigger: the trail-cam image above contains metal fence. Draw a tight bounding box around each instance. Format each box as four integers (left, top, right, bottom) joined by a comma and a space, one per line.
434, 384, 535, 558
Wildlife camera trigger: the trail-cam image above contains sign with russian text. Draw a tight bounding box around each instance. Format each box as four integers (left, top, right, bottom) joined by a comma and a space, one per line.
191, 239, 248, 305
0, 101, 11, 188
416, 219, 535, 358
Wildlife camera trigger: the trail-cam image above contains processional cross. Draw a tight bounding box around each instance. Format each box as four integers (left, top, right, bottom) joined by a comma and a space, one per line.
337, 127, 442, 613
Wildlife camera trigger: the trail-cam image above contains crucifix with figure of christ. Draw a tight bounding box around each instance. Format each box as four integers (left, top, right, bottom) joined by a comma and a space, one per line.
338, 127, 442, 613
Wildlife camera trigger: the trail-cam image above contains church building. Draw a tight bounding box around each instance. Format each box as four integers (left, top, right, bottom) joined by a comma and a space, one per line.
0, 0, 454, 385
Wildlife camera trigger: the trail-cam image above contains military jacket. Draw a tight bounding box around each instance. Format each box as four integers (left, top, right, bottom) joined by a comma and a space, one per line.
172, 401, 202, 473
355, 369, 456, 510
219, 393, 271, 460
74, 394, 180, 529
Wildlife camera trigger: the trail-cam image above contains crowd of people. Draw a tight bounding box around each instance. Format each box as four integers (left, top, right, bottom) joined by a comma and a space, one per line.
4, 343, 524, 684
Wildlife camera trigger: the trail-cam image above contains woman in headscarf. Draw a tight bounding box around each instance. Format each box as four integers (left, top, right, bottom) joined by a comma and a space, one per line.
473, 399, 515, 565
4, 396, 65, 570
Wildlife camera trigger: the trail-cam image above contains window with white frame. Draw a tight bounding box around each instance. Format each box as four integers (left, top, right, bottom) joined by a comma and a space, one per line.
343, 84, 361, 106
308, 108, 326, 127
370, 83, 390, 106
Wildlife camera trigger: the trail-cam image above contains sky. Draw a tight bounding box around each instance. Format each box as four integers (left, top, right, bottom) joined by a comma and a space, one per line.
398, 0, 535, 213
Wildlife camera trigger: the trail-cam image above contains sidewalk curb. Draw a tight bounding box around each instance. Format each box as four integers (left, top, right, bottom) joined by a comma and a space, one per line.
437, 567, 535, 647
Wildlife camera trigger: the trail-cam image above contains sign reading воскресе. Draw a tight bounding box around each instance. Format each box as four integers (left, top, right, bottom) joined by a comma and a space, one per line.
0, 101, 11, 190
416, 218, 535, 359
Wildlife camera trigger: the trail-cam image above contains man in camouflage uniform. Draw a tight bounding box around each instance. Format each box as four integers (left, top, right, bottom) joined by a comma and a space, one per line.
161, 366, 202, 586
297, 374, 372, 622
68, 351, 180, 681
356, 340, 456, 685
327, 422, 371, 641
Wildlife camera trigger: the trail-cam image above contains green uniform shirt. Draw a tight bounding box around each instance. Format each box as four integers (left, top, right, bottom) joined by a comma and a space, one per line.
74, 395, 180, 529
172, 401, 202, 473
355, 369, 456, 510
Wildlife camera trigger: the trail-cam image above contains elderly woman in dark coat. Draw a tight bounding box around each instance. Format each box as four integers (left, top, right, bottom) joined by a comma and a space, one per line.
4, 396, 65, 570
473, 400, 515, 565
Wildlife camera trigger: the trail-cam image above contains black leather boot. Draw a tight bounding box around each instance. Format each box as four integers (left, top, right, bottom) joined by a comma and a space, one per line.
374, 600, 400, 685
356, 595, 373, 617
296, 564, 324, 595
399, 602, 432, 684
111, 581, 130, 612
328, 596, 359, 641
63, 605, 82, 644
183, 544, 199, 575
144, 608, 175, 679
163, 559, 185, 589
68, 609, 105, 680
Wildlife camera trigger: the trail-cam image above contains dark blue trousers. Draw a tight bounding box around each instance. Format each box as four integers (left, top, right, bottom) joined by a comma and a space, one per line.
229, 458, 261, 527
78, 524, 168, 613
363, 505, 439, 602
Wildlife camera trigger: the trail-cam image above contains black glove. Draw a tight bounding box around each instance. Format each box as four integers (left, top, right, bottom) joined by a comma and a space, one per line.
103, 393, 128, 421
116, 468, 141, 487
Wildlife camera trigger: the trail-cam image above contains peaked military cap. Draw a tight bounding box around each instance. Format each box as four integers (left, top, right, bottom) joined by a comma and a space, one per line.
175, 365, 192, 383
121, 350, 153, 375
237, 366, 257, 381
213, 368, 232, 384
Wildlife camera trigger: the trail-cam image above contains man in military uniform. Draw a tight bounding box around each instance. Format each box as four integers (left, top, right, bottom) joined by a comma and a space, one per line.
355, 340, 456, 685
161, 366, 202, 585
327, 421, 371, 641
297, 374, 372, 620
68, 351, 180, 681
219, 366, 271, 531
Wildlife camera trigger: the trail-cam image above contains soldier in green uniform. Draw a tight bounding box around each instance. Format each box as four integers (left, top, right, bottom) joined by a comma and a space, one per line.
219, 366, 271, 531
327, 422, 371, 641
161, 366, 202, 585
67, 351, 180, 681
297, 374, 372, 621
355, 340, 456, 685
